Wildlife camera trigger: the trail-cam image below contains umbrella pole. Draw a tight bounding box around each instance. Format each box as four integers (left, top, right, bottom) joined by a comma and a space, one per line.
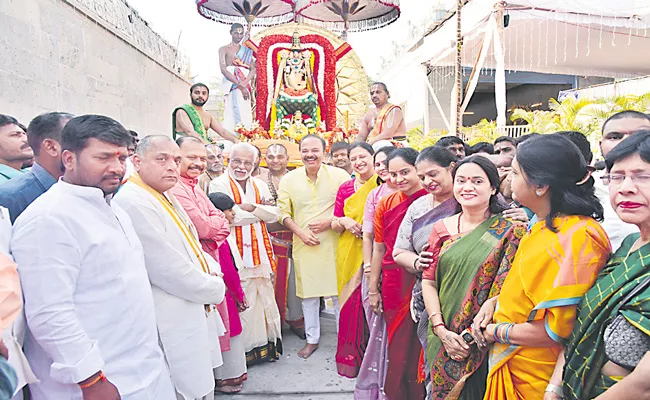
245, 15, 256, 35
454, 0, 463, 137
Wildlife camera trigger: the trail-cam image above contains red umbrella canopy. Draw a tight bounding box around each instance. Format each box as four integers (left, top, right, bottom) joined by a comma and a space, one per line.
295, 0, 399, 34
197, 0, 296, 27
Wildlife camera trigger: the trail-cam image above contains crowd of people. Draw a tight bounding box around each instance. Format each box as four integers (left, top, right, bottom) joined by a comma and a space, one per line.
0, 83, 649, 400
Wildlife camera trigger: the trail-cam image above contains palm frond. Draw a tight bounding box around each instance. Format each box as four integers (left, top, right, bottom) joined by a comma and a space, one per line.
232, 1, 246, 16
349, 0, 360, 14
243, 0, 252, 14
251, 1, 263, 15
328, 2, 343, 15
258, 4, 270, 15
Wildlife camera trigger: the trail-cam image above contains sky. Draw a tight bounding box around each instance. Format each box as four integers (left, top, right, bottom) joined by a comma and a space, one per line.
125, 0, 443, 83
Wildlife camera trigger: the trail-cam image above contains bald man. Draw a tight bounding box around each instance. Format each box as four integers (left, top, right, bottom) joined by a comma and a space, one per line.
115, 135, 226, 400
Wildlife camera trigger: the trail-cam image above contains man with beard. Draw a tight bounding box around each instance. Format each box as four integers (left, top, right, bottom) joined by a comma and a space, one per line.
261, 143, 306, 339
0, 112, 73, 223
11, 115, 175, 399
173, 83, 239, 145
172, 137, 247, 393
210, 143, 283, 366
219, 23, 256, 132
115, 136, 226, 400
198, 143, 225, 193
356, 83, 407, 148
277, 135, 350, 359
0, 115, 33, 184
330, 141, 354, 176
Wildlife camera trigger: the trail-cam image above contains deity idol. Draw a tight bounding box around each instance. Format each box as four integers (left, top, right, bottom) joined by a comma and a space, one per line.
272, 31, 320, 128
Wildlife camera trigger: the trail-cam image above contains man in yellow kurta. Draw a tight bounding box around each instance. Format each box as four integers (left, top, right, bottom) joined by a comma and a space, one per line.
277, 134, 350, 359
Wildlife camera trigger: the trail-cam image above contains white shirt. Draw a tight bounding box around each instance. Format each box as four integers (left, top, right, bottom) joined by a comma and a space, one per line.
0, 207, 10, 256
10, 180, 175, 400
210, 174, 280, 277
1, 206, 37, 396
593, 169, 638, 251
115, 182, 226, 400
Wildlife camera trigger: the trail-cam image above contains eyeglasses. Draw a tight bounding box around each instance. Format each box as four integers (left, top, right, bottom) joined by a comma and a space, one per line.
601, 173, 650, 186
230, 158, 254, 168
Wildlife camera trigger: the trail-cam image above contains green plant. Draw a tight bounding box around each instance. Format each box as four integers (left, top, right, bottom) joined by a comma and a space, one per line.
406, 126, 448, 150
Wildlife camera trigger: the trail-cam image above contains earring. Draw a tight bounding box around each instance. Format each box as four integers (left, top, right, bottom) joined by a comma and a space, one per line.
536, 190, 542, 197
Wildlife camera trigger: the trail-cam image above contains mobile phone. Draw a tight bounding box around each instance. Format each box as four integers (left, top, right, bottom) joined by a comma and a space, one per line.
460, 329, 475, 345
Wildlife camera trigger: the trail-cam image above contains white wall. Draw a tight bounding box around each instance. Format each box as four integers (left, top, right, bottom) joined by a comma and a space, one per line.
0, 0, 191, 136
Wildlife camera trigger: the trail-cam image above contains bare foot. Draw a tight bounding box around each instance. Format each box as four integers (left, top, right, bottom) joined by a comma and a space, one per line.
215, 384, 242, 394
298, 343, 319, 359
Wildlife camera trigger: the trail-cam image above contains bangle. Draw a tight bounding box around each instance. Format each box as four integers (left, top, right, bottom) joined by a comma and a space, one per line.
368, 291, 379, 296
363, 263, 371, 269
432, 322, 446, 335
428, 312, 443, 321
413, 256, 420, 270
79, 372, 106, 389
504, 323, 514, 345
493, 323, 508, 344
545, 383, 564, 399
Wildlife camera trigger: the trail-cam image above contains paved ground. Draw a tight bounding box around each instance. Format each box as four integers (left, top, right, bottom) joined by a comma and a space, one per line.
227, 314, 355, 399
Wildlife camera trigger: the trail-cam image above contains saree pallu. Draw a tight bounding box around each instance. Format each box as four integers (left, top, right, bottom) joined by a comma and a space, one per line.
424, 215, 525, 400
336, 177, 379, 378
270, 229, 293, 324
484, 216, 611, 400
408, 198, 461, 399
409, 199, 461, 367
382, 189, 427, 400
564, 233, 650, 399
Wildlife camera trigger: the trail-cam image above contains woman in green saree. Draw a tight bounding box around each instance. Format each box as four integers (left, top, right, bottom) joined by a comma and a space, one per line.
564, 131, 650, 399
422, 156, 526, 399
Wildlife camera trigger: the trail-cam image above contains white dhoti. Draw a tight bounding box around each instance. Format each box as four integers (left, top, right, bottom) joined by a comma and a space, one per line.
239, 267, 282, 365
214, 334, 247, 386
221, 66, 253, 133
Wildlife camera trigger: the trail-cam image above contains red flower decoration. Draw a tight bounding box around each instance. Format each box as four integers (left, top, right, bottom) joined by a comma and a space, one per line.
254, 33, 337, 131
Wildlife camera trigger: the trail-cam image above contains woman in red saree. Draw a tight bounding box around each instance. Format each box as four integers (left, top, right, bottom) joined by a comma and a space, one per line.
369, 148, 427, 400
332, 143, 380, 377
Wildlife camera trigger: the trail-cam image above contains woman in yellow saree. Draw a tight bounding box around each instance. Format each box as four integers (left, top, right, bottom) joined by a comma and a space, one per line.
471, 134, 611, 400
331, 142, 380, 377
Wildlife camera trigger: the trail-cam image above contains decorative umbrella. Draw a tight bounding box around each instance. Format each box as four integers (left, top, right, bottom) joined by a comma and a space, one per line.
196, 0, 296, 31
295, 0, 400, 39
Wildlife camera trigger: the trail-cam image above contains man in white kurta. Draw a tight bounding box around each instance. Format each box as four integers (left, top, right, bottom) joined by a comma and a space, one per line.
10, 114, 175, 399
114, 136, 226, 400
210, 143, 283, 365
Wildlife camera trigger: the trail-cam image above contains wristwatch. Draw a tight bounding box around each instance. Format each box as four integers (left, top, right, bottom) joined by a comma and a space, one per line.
545, 383, 564, 399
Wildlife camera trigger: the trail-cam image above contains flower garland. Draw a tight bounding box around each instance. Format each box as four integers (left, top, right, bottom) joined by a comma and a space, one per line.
255, 33, 337, 131
234, 121, 271, 141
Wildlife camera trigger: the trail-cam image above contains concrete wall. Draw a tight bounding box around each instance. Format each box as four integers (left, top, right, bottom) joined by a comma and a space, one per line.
0, 0, 191, 136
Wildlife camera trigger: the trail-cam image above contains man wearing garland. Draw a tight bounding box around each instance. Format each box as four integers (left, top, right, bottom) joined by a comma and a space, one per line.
173, 83, 239, 145
115, 135, 226, 400
219, 23, 256, 133
357, 82, 407, 148
210, 143, 283, 365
